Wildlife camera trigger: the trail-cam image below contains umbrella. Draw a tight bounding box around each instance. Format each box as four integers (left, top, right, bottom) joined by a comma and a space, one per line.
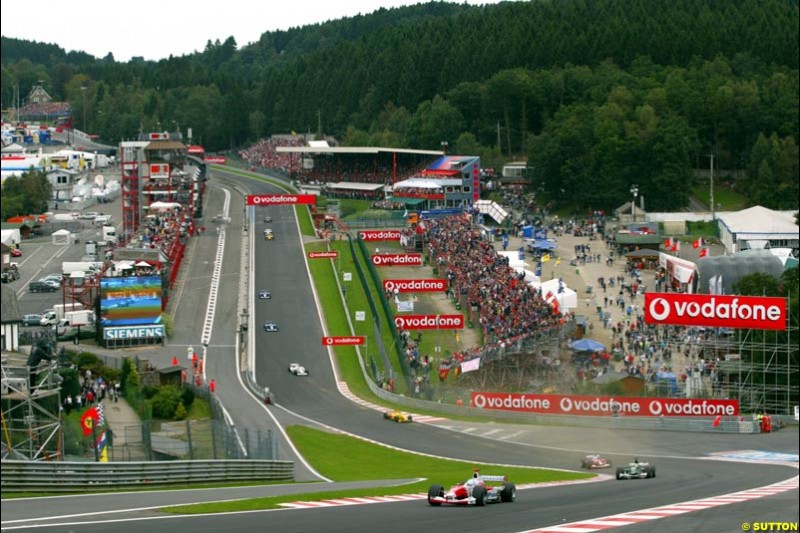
528, 239, 557, 250
135, 261, 152, 267
569, 338, 605, 352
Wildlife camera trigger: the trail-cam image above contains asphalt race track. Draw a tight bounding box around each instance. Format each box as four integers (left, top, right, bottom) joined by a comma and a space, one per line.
3, 169, 796, 532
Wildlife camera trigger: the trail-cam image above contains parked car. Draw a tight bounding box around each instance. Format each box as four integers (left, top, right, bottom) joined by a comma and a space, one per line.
10, 248, 22, 257
29, 281, 57, 293
40, 312, 58, 326
79, 212, 100, 220
38, 279, 62, 289
22, 314, 43, 327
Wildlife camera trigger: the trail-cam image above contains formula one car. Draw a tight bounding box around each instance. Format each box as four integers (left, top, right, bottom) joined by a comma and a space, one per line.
383, 408, 412, 423
288, 363, 309, 376
258, 290, 271, 299
616, 459, 656, 480
428, 470, 516, 506
581, 454, 612, 469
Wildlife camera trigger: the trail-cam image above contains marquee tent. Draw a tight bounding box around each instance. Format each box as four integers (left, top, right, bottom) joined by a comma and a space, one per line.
51, 229, 72, 245
695, 250, 784, 295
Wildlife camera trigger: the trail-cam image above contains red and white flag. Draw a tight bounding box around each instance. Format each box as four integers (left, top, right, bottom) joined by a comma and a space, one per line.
699, 247, 709, 258
671, 240, 680, 252
664, 237, 674, 248
693, 237, 704, 249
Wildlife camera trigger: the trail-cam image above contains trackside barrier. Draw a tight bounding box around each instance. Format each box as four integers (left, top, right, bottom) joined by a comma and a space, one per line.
364, 380, 764, 434
0, 460, 294, 492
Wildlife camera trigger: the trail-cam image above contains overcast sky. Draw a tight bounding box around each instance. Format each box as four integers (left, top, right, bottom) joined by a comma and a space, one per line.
1, 1, 499, 62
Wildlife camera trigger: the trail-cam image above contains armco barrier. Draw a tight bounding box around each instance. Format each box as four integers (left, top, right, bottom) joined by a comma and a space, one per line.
363, 379, 762, 434
0, 459, 294, 492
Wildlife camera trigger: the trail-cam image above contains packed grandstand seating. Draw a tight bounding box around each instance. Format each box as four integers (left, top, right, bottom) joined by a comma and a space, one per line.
423, 214, 565, 367
18, 102, 72, 120
239, 135, 436, 188
238, 135, 307, 175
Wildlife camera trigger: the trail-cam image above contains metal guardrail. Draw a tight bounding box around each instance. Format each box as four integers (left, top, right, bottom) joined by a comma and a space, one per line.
363, 378, 773, 434
1, 459, 294, 492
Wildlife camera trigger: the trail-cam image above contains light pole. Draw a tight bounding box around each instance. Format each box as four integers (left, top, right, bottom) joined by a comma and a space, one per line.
441, 141, 448, 155
630, 184, 639, 223
80, 87, 87, 134
708, 151, 715, 221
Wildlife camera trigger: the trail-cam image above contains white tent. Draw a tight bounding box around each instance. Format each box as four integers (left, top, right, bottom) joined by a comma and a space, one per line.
51, 228, 73, 245
530, 278, 578, 314
1, 143, 25, 154
513, 266, 541, 284
497, 250, 526, 268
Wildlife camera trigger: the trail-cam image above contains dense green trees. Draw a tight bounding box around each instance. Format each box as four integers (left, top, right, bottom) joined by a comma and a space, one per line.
1, 170, 52, 219
2, 0, 797, 211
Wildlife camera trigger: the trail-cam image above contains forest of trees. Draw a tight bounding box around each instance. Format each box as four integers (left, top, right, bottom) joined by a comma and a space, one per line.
1, 0, 798, 212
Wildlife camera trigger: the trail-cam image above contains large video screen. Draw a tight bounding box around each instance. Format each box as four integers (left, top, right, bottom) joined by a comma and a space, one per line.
99, 275, 163, 326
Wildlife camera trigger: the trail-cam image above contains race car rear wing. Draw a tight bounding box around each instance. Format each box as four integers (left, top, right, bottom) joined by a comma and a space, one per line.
479, 475, 508, 483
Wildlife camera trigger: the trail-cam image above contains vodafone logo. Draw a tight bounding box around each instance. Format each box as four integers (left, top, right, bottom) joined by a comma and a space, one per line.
371, 254, 422, 267
246, 194, 316, 205
393, 314, 464, 330
469, 392, 739, 417
308, 251, 339, 259
648, 298, 671, 321
359, 230, 401, 241
644, 293, 786, 331
322, 336, 365, 346
383, 279, 446, 293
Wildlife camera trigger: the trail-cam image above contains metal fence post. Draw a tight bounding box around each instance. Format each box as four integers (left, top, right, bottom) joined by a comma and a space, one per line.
210, 419, 217, 459
185, 419, 193, 460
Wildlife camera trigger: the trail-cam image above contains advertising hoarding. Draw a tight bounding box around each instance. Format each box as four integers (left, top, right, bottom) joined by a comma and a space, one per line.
359, 230, 402, 241
394, 314, 464, 330
246, 194, 316, 205
371, 253, 423, 267
383, 279, 447, 293
644, 293, 786, 331
470, 392, 739, 417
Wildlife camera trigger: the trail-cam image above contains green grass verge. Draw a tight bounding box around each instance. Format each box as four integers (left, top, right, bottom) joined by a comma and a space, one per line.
162, 425, 593, 513
691, 184, 749, 211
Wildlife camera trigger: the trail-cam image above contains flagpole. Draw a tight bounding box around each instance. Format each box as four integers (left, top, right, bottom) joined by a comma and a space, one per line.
91, 418, 99, 462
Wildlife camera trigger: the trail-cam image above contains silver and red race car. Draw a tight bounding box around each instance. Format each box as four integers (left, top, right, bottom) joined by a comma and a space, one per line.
581, 454, 612, 469
427, 470, 516, 506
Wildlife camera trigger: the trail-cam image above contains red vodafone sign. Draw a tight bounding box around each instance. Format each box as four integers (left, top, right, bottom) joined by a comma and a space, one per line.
359, 230, 401, 241
644, 293, 786, 331
308, 251, 339, 259
394, 314, 464, 330
470, 392, 739, 417
371, 253, 422, 267
247, 194, 316, 205
383, 279, 446, 293
322, 336, 365, 346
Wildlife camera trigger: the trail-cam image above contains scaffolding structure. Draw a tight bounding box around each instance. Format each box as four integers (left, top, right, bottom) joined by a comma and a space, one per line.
1, 353, 62, 461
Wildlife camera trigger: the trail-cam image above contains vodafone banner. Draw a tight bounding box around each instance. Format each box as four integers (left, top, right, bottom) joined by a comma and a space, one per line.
247, 194, 316, 206
322, 336, 365, 346
205, 156, 227, 164
470, 392, 739, 417
371, 253, 423, 267
308, 251, 339, 259
383, 279, 446, 293
644, 293, 786, 331
359, 230, 402, 241
394, 314, 464, 330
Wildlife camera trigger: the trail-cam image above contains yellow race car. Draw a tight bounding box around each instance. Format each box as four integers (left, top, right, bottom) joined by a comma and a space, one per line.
383, 409, 413, 423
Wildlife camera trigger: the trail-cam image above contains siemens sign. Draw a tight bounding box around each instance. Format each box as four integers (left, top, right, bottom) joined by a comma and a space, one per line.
104, 325, 165, 340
